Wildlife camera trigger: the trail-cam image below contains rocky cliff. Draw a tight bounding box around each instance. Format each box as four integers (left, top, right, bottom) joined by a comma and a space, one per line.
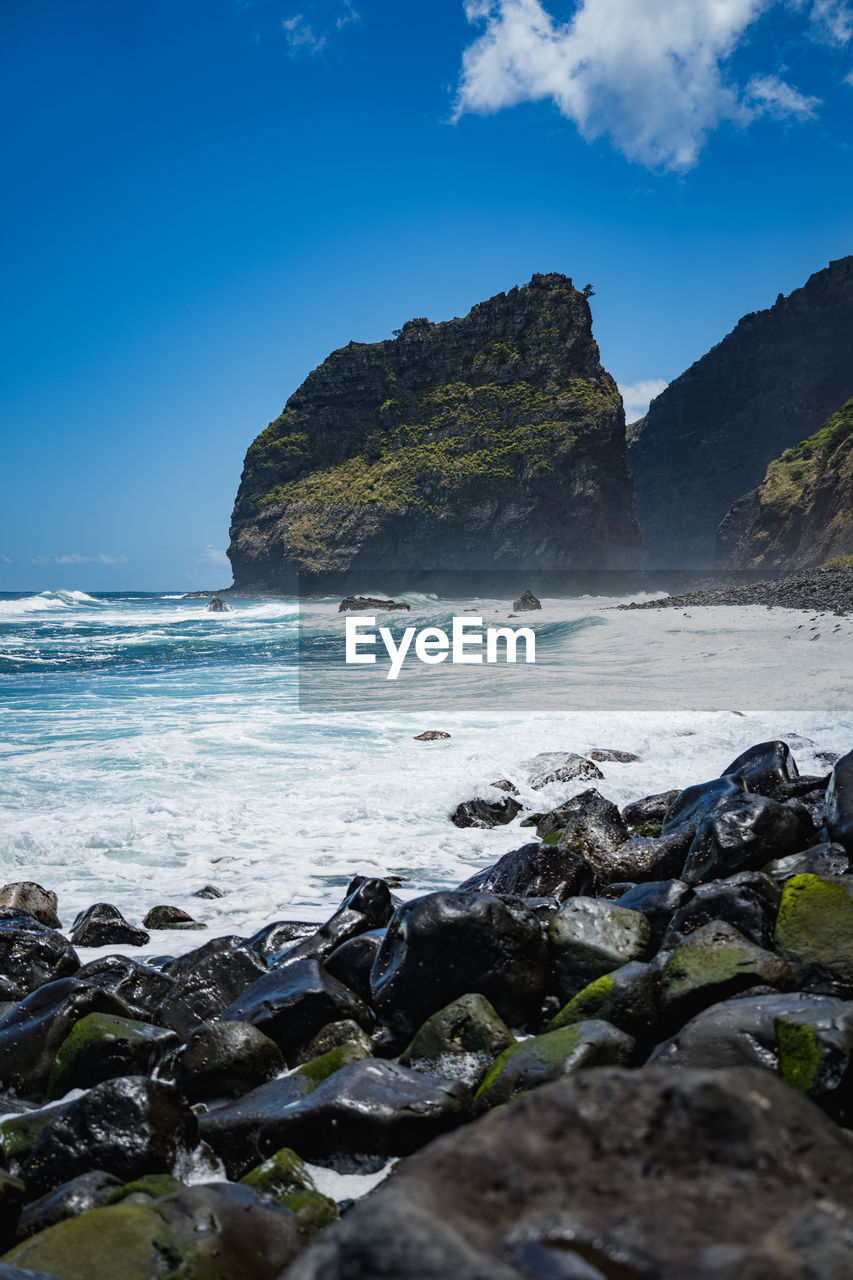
227, 274, 641, 590
717, 396, 853, 569
628, 256, 853, 568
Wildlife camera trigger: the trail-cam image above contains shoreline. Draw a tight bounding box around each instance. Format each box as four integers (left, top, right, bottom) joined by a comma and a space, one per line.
619, 563, 853, 612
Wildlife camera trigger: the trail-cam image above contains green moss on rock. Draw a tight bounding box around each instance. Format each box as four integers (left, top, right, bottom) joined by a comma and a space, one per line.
774, 874, 853, 983
240, 1147, 337, 1236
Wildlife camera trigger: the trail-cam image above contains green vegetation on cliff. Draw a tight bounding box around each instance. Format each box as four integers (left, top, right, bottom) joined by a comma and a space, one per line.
717, 397, 853, 569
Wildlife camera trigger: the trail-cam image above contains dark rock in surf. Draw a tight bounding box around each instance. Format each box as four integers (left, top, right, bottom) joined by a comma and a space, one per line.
681, 795, 809, 886
451, 796, 522, 829
511, 590, 541, 611
69, 905, 149, 949
0, 885, 60, 931
827, 748, 853, 853
154, 945, 267, 1037
338, 597, 410, 612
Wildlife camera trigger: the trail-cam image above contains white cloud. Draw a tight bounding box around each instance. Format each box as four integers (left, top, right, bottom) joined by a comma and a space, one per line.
455, 0, 832, 170
618, 377, 668, 422
282, 1, 358, 55
201, 545, 231, 567
0, 555, 12, 565
33, 552, 129, 565
807, 0, 853, 44
747, 73, 819, 117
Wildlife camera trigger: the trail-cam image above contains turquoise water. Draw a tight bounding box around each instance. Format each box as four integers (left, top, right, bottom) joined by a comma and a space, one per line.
1, 588, 851, 956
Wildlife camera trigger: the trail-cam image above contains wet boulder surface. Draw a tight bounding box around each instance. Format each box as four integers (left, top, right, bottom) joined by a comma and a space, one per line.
285, 1066, 853, 1279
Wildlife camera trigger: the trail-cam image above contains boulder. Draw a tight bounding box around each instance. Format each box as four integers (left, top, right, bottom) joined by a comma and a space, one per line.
775, 1000, 853, 1120
413, 730, 451, 741
548, 897, 650, 1000
525, 752, 603, 788
512, 590, 540, 611
547, 960, 660, 1042
247, 921, 318, 960
294, 1020, 374, 1066
257, 1059, 471, 1170
47, 1012, 178, 1100
399, 994, 515, 1088
450, 796, 522, 829
681, 794, 809, 886
219, 958, 371, 1060
599, 828, 694, 884
475, 1020, 635, 1110
4, 1182, 304, 1280
622, 789, 681, 826
281, 1066, 853, 1279
649, 990, 838, 1070
73, 956, 176, 1020
154, 944, 267, 1037
457, 842, 595, 902
0, 980, 134, 1099
774, 873, 853, 991
274, 878, 395, 966
588, 748, 640, 763
660, 871, 781, 951
193, 885, 224, 899
161, 935, 248, 983
141, 905, 202, 930
294, 1041, 370, 1087
0, 886, 59, 930
0, 918, 79, 1003
661, 921, 796, 1028
196, 1074, 315, 1178
763, 842, 849, 884
827, 748, 853, 853
165, 1020, 284, 1103
68, 905, 148, 949
535, 788, 627, 849
614, 880, 692, 949
370, 891, 547, 1036
324, 929, 385, 1001
661, 774, 749, 835
16, 1171, 121, 1240
22, 1077, 196, 1197
721, 739, 800, 797
240, 1147, 337, 1237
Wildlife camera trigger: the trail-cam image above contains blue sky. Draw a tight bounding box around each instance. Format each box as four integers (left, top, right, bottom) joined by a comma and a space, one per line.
1, 0, 852, 590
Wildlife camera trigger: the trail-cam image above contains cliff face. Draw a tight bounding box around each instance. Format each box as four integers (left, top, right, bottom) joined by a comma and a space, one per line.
628, 256, 853, 568
228, 274, 641, 590
717, 397, 853, 570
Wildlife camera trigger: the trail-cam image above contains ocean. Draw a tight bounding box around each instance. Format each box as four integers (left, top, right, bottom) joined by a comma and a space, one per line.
1, 588, 851, 959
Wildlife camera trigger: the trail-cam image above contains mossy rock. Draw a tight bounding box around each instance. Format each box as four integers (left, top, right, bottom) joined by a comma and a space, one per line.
240, 1147, 337, 1236
775, 874, 853, 986
294, 1020, 374, 1066
662, 921, 796, 1025
47, 1013, 178, 1101
104, 1174, 184, 1205
774, 1003, 853, 1110
3, 1202, 163, 1280
399, 993, 515, 1086
547, 960, 659, 1041
294, 1041, 370, 1086
474, 1019, 634, 1111
0, 1105, 65, 1168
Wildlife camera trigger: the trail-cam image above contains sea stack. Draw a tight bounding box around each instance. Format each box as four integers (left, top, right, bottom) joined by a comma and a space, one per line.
227, 274, 641, 591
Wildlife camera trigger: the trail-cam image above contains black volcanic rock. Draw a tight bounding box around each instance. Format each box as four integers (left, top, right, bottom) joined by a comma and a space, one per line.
629, 256, 853, 567
228, 274, 640, 588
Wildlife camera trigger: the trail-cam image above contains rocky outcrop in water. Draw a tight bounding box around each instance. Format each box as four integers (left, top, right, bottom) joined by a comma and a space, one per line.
717, 396, 853, 569
629, 256, 853, 568
228, 275, 641, 590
